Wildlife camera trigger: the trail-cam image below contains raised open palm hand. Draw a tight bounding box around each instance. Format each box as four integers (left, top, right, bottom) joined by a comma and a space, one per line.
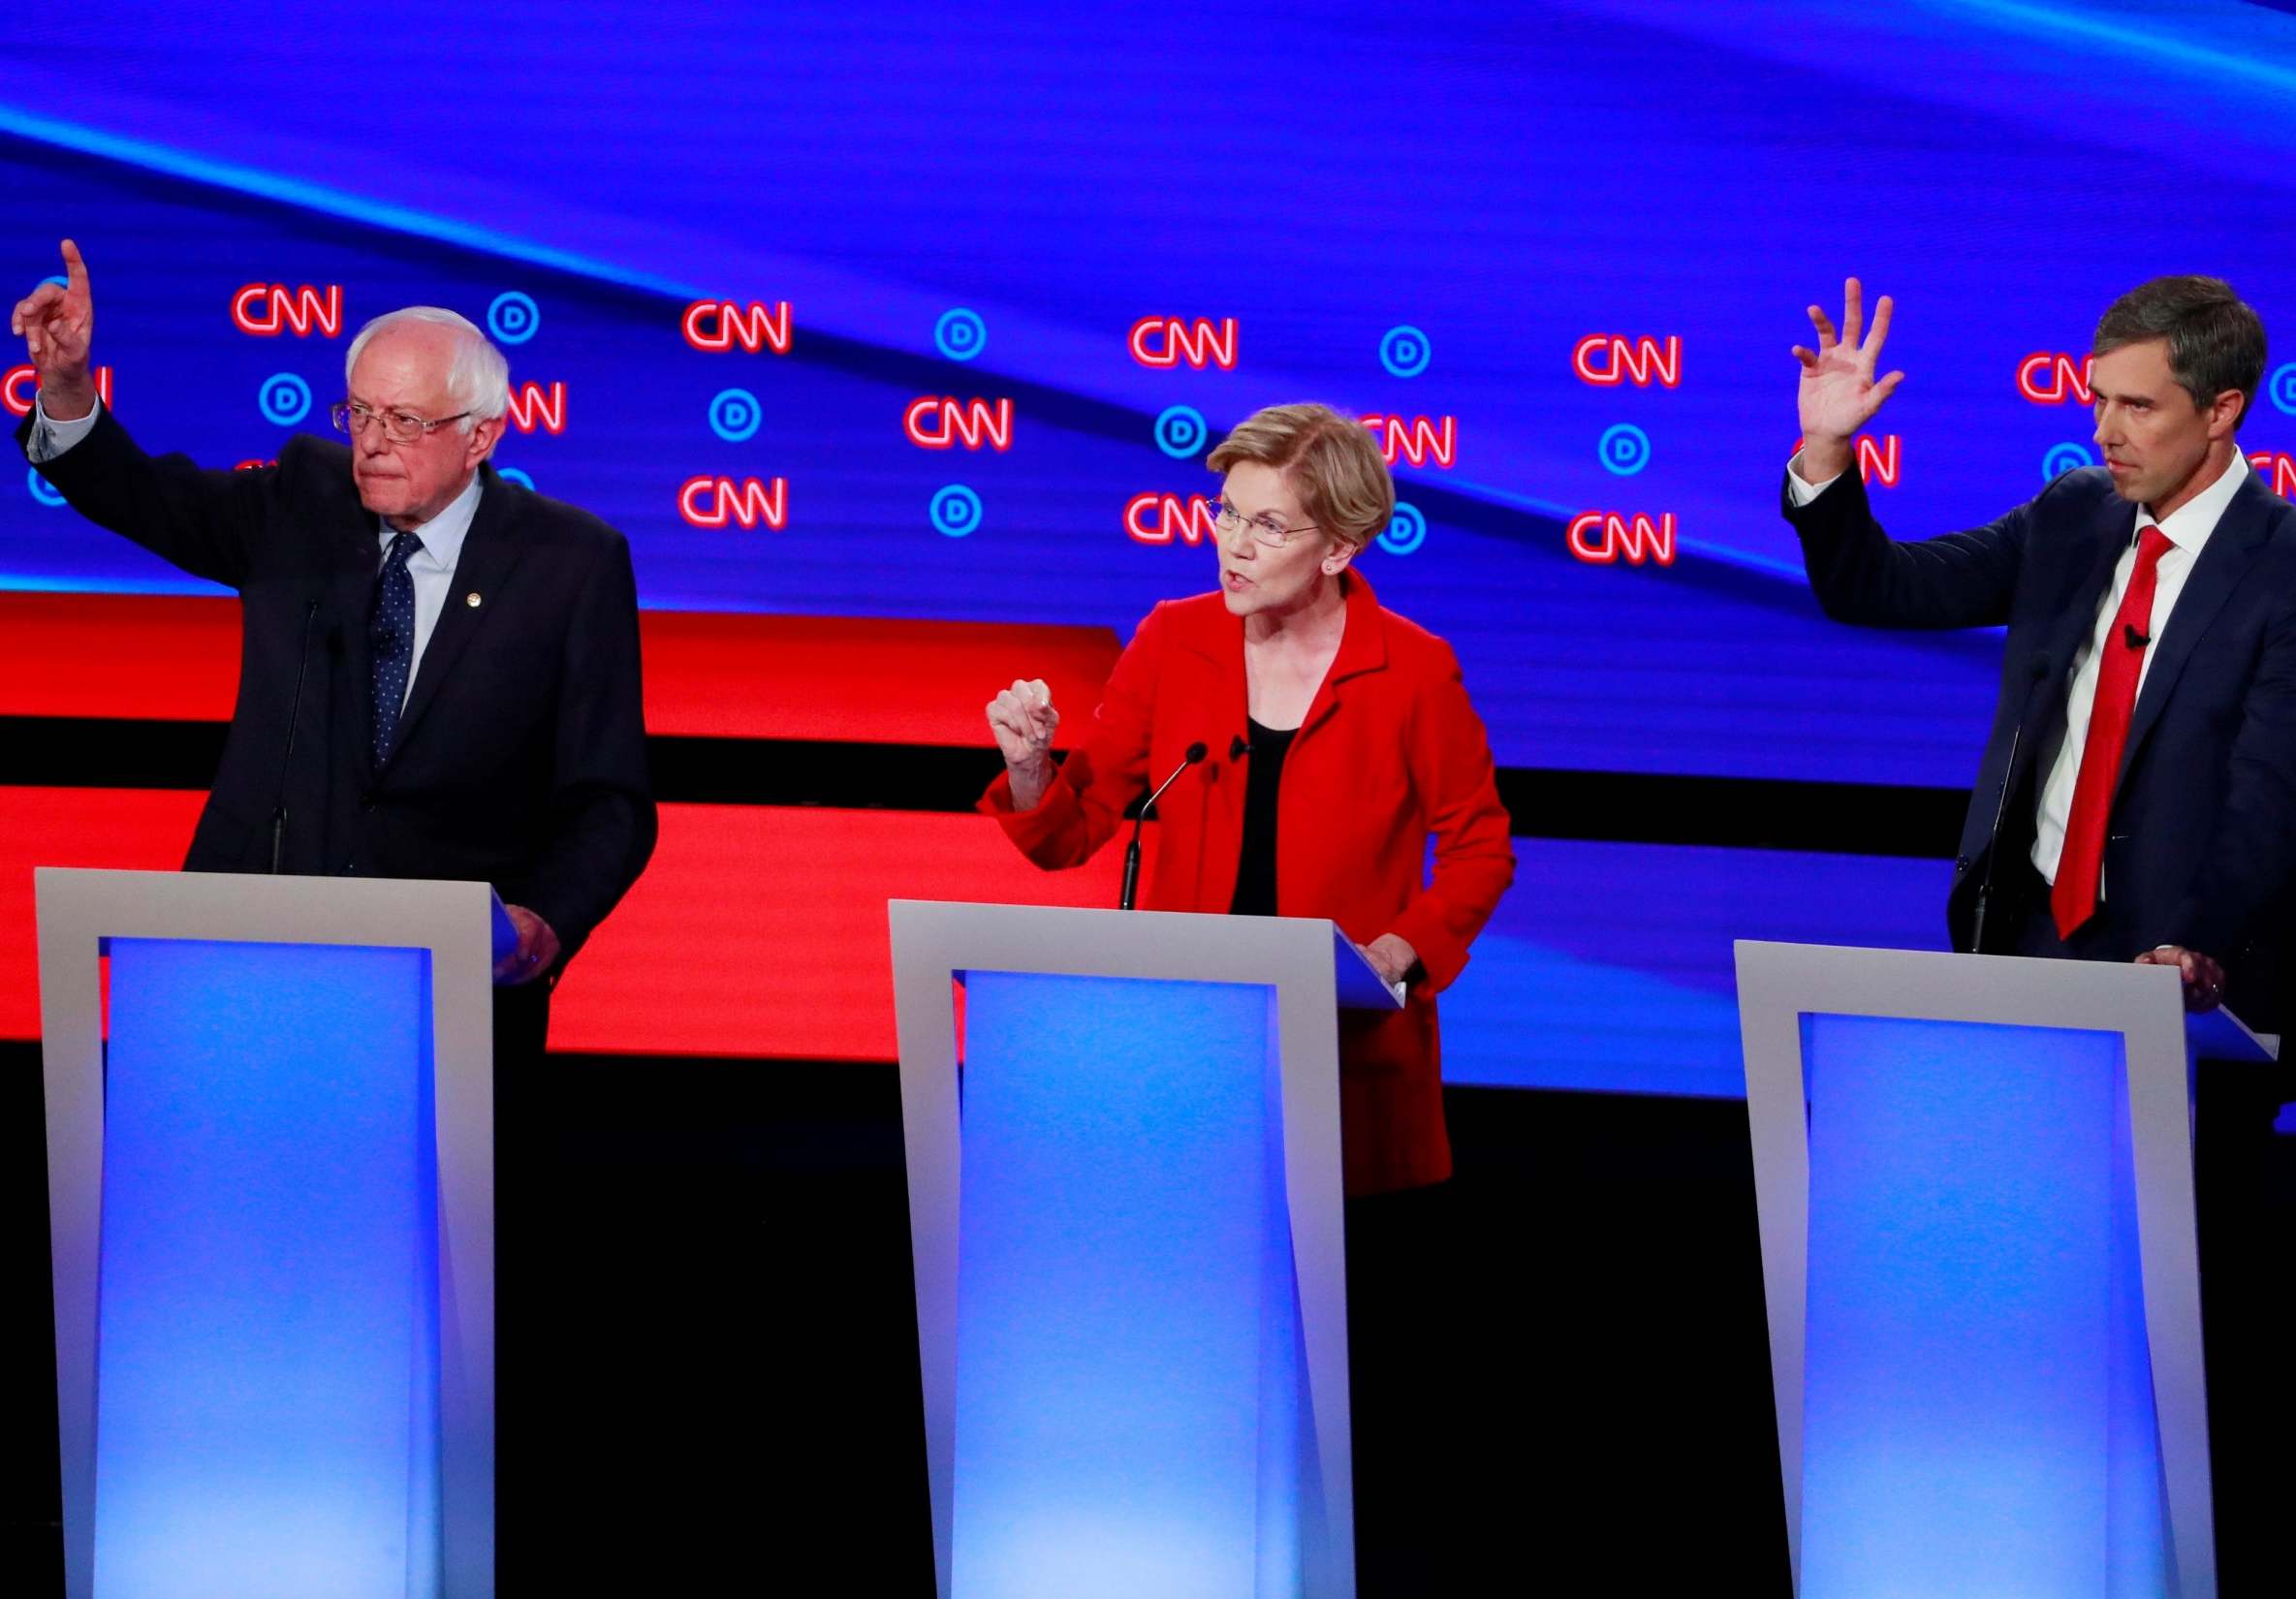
1793, 277, 1903, 448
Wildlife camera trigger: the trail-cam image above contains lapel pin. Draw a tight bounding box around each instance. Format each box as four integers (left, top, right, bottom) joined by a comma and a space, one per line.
465, 592, 483, 608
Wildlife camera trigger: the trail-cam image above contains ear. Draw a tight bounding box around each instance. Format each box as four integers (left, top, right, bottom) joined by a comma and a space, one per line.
464, 415, 504, 469
1320, 540, 1358, 577
2208, 388, 2249, 442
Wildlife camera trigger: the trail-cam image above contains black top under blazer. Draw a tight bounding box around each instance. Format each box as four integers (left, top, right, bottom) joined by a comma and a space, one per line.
1785, 459, 2296, 1029
19, 406, 658, 968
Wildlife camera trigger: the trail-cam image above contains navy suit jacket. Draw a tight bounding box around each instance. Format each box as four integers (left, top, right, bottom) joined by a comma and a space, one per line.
1786, 460, 2296, 1028
20, 406, 657, 968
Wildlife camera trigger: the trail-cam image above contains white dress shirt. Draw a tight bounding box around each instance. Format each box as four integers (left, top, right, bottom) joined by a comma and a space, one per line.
33, 393, 481, 707
1789, 448, 2252, 885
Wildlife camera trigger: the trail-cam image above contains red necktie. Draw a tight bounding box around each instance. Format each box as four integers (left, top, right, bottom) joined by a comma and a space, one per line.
2053, 524, 2175, 937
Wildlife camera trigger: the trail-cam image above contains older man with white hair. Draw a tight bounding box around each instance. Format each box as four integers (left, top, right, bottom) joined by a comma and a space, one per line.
12, 239, 656, 1055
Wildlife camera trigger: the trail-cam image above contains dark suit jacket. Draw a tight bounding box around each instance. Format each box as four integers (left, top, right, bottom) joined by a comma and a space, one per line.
20, 406, 657, 968
978, 573, 1517, 1195
1786, 461, 2296, 1027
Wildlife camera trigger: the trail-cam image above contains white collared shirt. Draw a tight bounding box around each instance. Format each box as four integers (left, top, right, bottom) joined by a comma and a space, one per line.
379, 475, 481, 707
2028, 450, 2248, 882
34, 393, 482, 708
1788, 449, 2252, 884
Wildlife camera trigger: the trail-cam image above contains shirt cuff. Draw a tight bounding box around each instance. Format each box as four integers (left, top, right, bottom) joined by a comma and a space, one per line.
28, 392, 102, 463
1785, 451, 1842, 505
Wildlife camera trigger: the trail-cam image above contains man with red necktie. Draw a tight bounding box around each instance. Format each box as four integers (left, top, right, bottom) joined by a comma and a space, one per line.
1783, 273, 2296, 1586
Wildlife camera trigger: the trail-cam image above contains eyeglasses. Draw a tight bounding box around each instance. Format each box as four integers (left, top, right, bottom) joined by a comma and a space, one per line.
1211, 500, 1321, 549
330, 400, 472, 445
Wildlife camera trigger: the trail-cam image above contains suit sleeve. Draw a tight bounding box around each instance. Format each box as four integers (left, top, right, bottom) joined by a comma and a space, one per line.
1386, 643, 1515, 993
1784, 464, 2031, 630
978, 605, 1161, 868
16, 403, 266, 589
512, 535, 659, 961
2164, 592, 2296, 962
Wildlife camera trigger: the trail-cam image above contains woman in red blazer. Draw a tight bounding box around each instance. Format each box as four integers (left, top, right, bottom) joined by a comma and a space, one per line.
980, 402, 1515, 1199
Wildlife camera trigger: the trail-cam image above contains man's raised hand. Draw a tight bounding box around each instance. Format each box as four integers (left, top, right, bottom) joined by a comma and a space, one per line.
1792, 276, 1903, 485
10, 239, 96, 420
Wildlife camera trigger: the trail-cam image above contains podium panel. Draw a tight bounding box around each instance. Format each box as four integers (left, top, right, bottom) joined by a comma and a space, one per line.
95, 939, 441, 1599
1799, 1015, 2158, 1596
1736, 942, 2273, 1599
954, 972, 1299, 1597
891, 900, 1391, 1599
37, 868, 498, 1599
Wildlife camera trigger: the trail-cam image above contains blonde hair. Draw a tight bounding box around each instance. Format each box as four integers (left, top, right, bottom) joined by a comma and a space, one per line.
1206, 402, 1394, 551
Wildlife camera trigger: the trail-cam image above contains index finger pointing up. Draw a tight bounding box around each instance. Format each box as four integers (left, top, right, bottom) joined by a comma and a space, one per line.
60, 238, 89, 297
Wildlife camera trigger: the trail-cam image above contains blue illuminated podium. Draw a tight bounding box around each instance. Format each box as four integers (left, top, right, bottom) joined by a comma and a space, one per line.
35, 867, 501, 1599
1736, 941, 2277, 1599
889, 900, 1401, 1599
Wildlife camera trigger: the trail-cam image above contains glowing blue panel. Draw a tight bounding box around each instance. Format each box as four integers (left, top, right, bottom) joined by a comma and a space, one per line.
1800, 1015, 2162, 1598
953, 972, 1299, 1599
96, 938, 440, 1599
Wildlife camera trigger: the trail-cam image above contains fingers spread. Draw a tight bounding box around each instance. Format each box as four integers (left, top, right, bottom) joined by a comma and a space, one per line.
1864, 293, 1894, 356
1840, 277, 1865, 348
1807, 305, 1837, 347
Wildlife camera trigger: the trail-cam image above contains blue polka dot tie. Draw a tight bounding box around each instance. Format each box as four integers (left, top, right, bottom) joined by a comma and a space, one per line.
370, 529, 424, 766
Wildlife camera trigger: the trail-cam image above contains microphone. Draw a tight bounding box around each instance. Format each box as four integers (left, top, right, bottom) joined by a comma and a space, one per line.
1119, 741, 1208, 910
1970, 653, 2050, 955
2123, 622, 2151, 650
270, 599, 322, 874
1230, 734, 1251, 761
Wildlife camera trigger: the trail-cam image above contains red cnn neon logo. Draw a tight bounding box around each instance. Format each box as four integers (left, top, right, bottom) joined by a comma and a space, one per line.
1123, 493, 1221, 545
1128, 317, 1239, 370
678, 475, 789, 530
682, 299, 793, 355
903, 396, 1013, 452
1567, 512, 1677, 566
2249, 451, 2296, 497
3, 364, 112, 418
2017, 352, 2093, 405
503, 382, 567, 435
233, 458, 277, 472
231, 283, 343, 337
1788, 433, 1902, 487
1571, 334, 1682, 388
1361, 414, 1457, 469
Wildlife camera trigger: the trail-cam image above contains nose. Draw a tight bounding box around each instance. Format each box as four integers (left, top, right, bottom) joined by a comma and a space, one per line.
1218, 523, 1257, 562
2093, 404, 2118, 449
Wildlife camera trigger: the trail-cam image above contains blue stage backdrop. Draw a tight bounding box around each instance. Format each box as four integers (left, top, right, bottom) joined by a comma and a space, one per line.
8, 1, 2295, 789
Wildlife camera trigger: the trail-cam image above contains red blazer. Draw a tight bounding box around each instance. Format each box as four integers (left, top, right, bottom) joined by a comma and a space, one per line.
981, 573, 1516, 1195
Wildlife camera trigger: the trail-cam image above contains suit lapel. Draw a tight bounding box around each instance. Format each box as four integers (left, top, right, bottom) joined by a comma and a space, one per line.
325, 504, 384, 780
390, 466, 525, 763
2114, 477, 2275, 795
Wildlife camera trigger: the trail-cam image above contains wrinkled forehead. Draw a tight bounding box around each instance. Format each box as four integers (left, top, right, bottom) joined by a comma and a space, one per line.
1219, 459, 1308, 520
348, 326, 457, 410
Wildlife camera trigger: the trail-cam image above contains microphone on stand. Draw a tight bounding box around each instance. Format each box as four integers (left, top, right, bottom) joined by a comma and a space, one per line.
1970, 653, 2050, 955
1119, 741, 1208, 910
269, 599, 321, 874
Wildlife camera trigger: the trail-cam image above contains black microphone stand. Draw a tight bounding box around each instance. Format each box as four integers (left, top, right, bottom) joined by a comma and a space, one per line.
269, 599, 321, 874
1119, 742, 1208, 909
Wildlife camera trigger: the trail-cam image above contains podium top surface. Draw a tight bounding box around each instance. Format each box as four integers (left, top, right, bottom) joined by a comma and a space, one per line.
889, 900, 1404, 1011
1733, 940, 2278, 1064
